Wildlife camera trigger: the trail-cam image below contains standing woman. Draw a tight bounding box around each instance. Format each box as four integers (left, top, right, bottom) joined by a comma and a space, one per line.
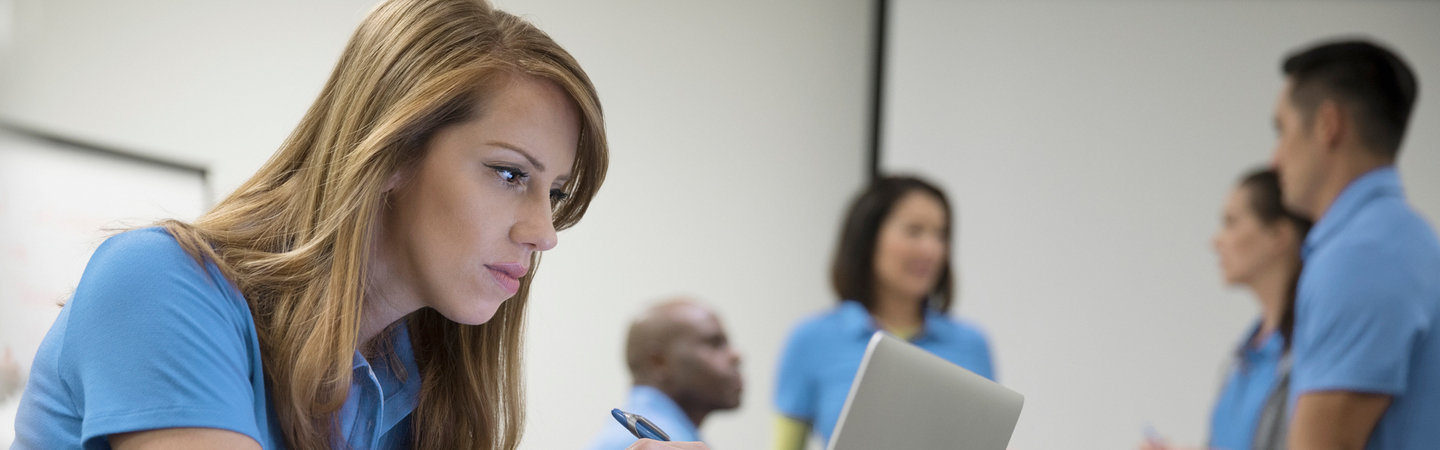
771, 176, 996, 449
1141, 169, 1311, 450
12, 1, 702, 449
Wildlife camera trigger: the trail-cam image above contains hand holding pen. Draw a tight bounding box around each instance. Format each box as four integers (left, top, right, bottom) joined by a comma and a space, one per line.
613, 408, 710, 450
624, 440, 710, 450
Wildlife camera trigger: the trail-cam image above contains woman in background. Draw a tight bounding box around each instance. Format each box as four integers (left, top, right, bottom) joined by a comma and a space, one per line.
771, 176, 995, 449
1141, 169, 1311, 450
12, 0, 701, 449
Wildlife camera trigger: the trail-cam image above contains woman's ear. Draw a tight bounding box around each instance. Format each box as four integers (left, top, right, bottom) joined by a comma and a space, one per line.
382, 168, 409, 194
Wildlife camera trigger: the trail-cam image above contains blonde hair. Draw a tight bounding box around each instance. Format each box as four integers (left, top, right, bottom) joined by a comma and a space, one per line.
162, 0, 606, 448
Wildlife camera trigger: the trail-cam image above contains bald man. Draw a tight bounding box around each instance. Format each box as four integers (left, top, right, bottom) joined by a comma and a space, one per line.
587, 299, 743, 450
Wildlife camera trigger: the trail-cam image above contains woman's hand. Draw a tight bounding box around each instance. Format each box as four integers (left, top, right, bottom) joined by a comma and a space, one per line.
625, 439, 711, 450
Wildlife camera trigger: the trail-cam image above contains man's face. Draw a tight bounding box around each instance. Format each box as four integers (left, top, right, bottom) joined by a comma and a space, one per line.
1270, 79, 1329, 219
663, 307, 743, 412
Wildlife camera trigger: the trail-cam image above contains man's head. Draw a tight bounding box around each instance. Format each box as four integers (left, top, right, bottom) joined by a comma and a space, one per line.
1270, 39, 1418, 218
626, 299, 743, 423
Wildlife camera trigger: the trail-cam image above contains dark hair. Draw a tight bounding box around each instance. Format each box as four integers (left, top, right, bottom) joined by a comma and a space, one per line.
1238, 169, 1313, 351
831, 176, 955, 314
1282, 39, 1418, 158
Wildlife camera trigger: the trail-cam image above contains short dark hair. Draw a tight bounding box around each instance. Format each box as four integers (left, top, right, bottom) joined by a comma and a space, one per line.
830, 176, 955, 314
1282, 39, 1418, 158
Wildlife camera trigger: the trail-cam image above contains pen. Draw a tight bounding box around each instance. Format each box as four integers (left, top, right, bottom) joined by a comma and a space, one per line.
612, 408, 671, 441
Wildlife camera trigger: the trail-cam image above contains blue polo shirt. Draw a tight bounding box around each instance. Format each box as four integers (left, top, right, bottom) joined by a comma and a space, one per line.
1209, 323, 1285, 450
1289, 167, 1440, 450
13, 227, 420, 450
585, 385, 700, 450
773, 300, 995, 445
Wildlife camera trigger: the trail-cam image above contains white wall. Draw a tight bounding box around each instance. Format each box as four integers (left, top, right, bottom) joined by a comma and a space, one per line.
883, 2, 1440, 450
0, 1, 871, 449
0, 0, 373, 195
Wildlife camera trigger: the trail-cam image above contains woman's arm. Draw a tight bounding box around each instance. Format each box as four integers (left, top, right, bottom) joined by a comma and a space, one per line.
773, 415, 810, 450
110, 428, 261, 450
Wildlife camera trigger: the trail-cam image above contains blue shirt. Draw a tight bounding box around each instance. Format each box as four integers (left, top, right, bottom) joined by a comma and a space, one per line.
585, 385, 700, 450
1289, 167, 1440, 450
773, 300, 995, 445
12, 228, 421, 450
1209, 322, 1285, 450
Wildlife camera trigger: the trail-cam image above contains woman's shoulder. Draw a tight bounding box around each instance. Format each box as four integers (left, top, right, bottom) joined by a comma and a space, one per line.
92, 227, 197, 264
784, 301, 866, 343
59, 226, 258, 370
927, 313, 991, 346
23, 228, 269, 449
69, 227, 247, 321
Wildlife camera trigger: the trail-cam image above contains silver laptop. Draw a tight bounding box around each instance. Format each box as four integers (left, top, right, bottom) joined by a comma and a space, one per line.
827, 332, 1024, 450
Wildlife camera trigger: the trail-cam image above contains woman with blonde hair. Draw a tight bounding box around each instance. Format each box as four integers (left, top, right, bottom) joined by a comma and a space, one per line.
12, 0, 703, 449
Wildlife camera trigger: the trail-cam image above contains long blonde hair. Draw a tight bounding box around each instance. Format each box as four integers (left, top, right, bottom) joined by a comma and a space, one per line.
163, 0, 606, 448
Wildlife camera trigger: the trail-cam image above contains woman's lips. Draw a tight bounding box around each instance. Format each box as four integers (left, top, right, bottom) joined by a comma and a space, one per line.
485, 263, 527, 294
905, 262, 938, 278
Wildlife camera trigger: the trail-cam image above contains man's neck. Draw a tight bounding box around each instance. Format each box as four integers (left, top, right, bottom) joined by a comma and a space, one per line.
680, 402, 709, 430
1309, 151, 1392, 222
638, 382, 710, 429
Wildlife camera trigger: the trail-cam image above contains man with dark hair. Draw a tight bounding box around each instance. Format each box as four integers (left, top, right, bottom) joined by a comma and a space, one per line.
1269, 38, 1440, 450
586, 299, 743, 450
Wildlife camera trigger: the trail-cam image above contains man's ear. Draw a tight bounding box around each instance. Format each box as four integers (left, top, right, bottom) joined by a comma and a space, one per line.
1314, 100, 1346, 152
647, 350, 670, 383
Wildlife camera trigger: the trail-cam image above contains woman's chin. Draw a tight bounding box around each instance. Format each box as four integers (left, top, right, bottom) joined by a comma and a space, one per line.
904, 283, 937, 301
440, 296, 507, 325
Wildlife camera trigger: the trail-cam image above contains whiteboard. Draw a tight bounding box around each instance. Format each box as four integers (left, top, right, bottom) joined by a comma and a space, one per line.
0, 126, 207, 446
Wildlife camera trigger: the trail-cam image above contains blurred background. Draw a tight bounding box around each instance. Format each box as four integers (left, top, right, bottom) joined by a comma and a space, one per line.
0, 1, 1435, 449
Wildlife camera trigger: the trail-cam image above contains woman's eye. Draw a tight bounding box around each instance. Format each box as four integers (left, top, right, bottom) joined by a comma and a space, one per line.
491, 166, 527, 185
550, 189, 570, 204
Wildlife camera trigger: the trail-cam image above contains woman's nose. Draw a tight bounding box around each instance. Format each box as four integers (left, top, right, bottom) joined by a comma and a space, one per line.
511, 199, 558, 251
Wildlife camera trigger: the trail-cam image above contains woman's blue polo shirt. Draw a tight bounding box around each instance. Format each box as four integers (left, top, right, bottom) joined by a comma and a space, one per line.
773, 300, 995, 445
13, 228, 420, 450
1208, 322, 1285, 450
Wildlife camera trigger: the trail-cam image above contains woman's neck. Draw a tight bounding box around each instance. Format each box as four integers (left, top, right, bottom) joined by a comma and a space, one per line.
361, 239, 423, 348
1249, 259, 1296, 340
359, 293, 410, 351
871, 288, 924, 333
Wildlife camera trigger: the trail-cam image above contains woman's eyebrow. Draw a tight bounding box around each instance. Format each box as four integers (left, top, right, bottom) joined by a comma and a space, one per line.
486, 141, 546, 172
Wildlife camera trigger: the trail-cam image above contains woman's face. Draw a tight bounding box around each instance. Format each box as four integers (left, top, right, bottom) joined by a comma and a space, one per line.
380, 75, 579, 325
1212, 187, 1291, 287
873, 191, 949, 302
